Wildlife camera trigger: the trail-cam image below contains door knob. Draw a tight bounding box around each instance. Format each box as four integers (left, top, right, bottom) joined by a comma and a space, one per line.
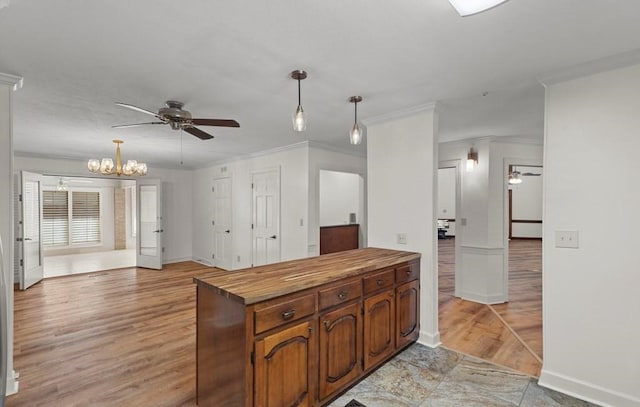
270, 235, 277, 239
225, 230, 230, 233
24, 238, 32, 241
153, 229, 164, 233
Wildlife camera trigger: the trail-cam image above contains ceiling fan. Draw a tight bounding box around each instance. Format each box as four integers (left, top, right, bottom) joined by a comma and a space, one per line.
113, 100, 240, 140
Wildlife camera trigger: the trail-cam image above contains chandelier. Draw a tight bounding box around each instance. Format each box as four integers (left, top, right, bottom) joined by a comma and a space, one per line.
87, 139, 147, 176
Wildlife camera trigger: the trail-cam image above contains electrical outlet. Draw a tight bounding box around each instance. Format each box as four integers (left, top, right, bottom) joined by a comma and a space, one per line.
397, 233, 407, 244
555, 230, 579, 248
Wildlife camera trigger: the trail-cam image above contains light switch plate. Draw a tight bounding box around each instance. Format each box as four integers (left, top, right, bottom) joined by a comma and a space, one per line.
555, 230, 579, 248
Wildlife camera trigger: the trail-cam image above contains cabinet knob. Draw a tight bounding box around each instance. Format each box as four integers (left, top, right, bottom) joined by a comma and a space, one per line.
376, 279, 385, 286
389, 293, 394, 298
281, 309, 296, 320
323, 320, 330, 329
406, 269, 411, 275
337, 291, 347, 300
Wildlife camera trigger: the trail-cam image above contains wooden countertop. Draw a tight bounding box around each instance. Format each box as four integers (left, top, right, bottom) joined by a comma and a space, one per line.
194, 247, 420, 305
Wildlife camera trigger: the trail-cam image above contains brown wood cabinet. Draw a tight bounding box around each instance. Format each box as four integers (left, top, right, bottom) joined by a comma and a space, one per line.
194, 247, 420, 407
318, 302, 362, 400
254, 321, 314, 407
319, 224, 359, 254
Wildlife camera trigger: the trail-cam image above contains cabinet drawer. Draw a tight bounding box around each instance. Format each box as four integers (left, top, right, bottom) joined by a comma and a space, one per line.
254, 294, 315, 334
395, 261, 419, 284
318, 280, 361, 311
363, 268, 395, 296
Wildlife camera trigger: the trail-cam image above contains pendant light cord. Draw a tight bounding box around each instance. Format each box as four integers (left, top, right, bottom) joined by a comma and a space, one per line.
298, 78, 302, 106
354, 100, 358, 124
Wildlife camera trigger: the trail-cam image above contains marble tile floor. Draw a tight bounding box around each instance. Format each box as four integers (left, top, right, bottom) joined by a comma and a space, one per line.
329, 344, 598, 407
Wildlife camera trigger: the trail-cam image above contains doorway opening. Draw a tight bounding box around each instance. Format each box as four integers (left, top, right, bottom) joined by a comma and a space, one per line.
40, 176, 136, 279
437, 166, 457, 297
318, 170, 365, 255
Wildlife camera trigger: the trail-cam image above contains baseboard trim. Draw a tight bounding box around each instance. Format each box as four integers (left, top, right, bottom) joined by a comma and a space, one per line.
459, 291, 507, 305
539, 369, 640, 407
191, 258, 213, 267
162, 257, 193, 265
417, 330, 441, 348
6, 370, 19, 395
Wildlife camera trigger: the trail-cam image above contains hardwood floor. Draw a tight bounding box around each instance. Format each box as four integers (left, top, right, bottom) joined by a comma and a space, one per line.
438, 238, 543, 377
8, 262, 216, 407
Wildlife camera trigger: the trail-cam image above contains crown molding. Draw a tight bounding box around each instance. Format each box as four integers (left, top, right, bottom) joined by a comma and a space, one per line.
538, 49, 640, 86
362, 101, 438, 126
307, 140, 366, 158
0, 72, 23, 90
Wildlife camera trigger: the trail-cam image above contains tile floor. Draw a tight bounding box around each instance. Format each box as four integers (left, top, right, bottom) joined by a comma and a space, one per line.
329, 344, 597, 407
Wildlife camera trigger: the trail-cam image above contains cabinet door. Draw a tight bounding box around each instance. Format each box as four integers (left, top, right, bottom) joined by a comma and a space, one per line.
396, 280, 420, 349
319, 302, 362, 400
254, 321, 313, 407
363, 289, 395, 370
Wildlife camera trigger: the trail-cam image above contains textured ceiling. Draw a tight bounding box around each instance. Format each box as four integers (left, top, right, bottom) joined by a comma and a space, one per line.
1, 0, 640, 169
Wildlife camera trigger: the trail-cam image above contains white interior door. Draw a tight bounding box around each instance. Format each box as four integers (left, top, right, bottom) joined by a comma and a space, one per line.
136, 179, 162, 270
213, 177, 232, 270
252, 169, 280, 267
19, 171, 44, 289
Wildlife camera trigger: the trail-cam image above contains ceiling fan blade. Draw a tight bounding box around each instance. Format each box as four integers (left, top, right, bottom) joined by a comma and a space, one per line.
115, 102, 162, 119
522, 173, 542, 176
112, 122, 166, 129
184, 126, 214, 140
191, 118, 240, 128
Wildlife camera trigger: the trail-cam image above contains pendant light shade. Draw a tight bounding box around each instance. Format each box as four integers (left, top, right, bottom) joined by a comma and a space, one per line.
291, 70, 307, 132
349, 96, 363, 145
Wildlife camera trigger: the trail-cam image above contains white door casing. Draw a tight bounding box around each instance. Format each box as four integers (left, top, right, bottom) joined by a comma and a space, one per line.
213, 177, 232, 270
136, 179, 162, 270
252, 168, 280, 267
19, 171, 44, 289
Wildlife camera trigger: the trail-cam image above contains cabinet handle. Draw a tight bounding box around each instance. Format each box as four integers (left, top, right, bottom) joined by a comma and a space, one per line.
406, 269, 412, 275
376, 279, 385, 286
281, 309, 296, 320
389, 293, 394, 298
323, 320, 330, 329
337, 291, 347, 300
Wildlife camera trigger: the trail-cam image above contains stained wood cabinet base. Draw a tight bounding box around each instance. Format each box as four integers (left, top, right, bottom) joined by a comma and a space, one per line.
194, 248, 420, 407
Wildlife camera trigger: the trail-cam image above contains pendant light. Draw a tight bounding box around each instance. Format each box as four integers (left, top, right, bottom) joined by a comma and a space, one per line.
348, 96, 363, 145
290, 70, 307, 132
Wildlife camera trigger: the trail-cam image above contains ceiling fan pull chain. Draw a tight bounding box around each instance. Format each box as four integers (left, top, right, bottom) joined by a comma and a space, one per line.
180, 127, 184, 165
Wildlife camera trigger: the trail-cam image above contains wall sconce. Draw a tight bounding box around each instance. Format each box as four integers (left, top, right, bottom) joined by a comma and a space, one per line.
466, 148, 478, 172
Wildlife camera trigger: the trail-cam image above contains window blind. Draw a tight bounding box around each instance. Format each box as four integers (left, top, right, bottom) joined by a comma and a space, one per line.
71, 191, 101, 244
42, 190, 69, 246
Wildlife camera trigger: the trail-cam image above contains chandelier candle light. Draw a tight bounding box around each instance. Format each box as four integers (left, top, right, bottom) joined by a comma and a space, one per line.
291, 70, 307, 132
87, 139, 147, 176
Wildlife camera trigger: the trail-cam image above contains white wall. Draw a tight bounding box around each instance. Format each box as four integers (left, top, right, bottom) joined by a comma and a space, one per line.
319, 170, 361, 226
192, 143, 310, 269
14, 156, 193, 264
366, 105, 439, 347
540, 64, 640, 407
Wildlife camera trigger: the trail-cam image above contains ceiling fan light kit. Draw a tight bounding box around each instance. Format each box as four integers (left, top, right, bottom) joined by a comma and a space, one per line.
348, 96, 363, 145
88, 139, 147, 177
113, 100, 240, 140
291, 70, 307, 132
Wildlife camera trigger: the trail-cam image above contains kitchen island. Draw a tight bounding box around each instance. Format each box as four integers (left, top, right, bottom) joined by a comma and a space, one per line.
194, 247, 421, 406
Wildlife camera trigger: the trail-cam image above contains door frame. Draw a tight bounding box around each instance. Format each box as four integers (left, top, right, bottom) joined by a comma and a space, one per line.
437, 159, 462, 297
251, 167, 281, 267
136, 178, 163, 270
212, 175, 233, 270
17, 171, 44, 290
